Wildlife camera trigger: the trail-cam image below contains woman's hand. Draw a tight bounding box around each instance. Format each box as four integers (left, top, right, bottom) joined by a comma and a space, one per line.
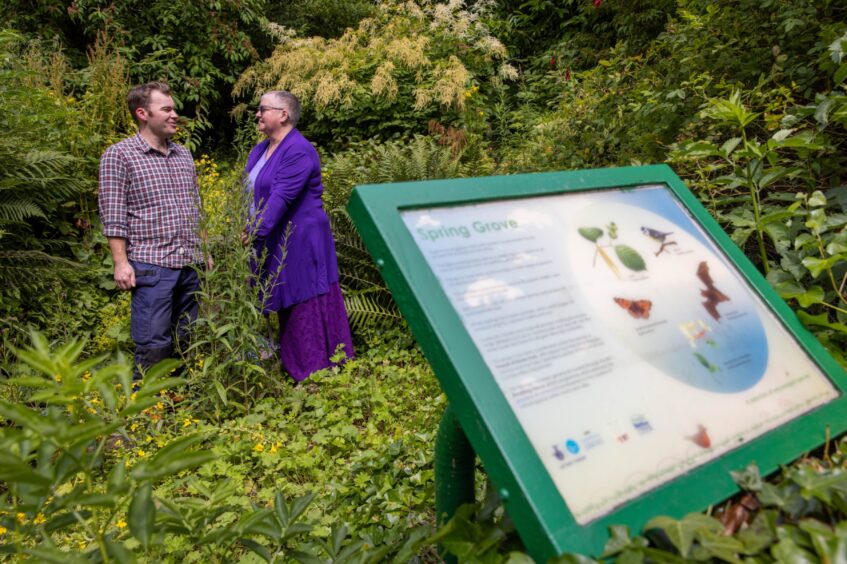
241, 230, 251, 247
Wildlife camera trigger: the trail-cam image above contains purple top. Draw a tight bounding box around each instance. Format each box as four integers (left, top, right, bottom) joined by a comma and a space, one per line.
245, 128, 340, 312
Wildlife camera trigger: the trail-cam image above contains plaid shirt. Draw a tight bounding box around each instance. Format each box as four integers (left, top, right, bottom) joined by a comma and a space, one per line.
98, 134, 203, 268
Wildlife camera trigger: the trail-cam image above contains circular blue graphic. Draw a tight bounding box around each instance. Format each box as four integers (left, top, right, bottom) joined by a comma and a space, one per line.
565, 439, 580, 454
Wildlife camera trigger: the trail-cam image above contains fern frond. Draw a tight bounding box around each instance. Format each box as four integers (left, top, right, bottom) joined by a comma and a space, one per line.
343, 291, 401, 331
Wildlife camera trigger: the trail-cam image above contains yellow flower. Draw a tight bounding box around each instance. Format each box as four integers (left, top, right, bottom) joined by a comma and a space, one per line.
137, 449, 146, 457
130, 422, 139, 432
269, 441, 282, 454
253, 443, 265, 453
82, 371, 91, 381
0, 526, 7, 535
16, 513, 25, 523
33, 513, 46, 525
78, 541, 86, 549
53, 374, 62, 383
116, 519, 127, 530
156, 402, 164, 410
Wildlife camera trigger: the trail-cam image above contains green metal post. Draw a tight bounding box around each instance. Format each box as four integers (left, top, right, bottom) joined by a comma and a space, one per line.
435, 404, 476, 563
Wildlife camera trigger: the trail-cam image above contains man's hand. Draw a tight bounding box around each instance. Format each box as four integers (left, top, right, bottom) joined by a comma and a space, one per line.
206, 254, 215, 271
241, 230, 250, 247
114, 261, 136, 290
108, 237, 135, 290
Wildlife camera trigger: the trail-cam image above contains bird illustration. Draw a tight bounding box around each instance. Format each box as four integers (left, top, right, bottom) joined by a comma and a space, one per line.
641, 226, 677, 256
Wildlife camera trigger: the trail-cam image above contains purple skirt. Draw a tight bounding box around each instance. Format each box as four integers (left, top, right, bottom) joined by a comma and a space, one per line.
278, 282, 354, 382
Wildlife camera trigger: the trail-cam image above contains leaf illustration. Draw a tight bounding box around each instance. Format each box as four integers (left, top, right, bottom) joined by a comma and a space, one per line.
578, 227, 603, 243
615, 245, 646, 271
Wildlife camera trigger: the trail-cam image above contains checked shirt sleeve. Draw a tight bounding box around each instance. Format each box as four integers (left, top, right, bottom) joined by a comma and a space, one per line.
98, 147, 130, 239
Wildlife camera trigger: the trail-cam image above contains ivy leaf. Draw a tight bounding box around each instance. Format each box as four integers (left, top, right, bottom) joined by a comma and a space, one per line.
644, 514, 721, 557
799, 519, 847, 563
773, 281, 825, 307
737, 511, 777, 554
801, 256, 839, 278
771, 535, 817, 564
614, 245, 646, 272
692, 529, 744, 563
602, 525, 634, 556
578, 227, 603, 243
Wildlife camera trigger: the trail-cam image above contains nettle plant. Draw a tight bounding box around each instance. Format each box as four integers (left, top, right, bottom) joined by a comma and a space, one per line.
670, 48, 847, 367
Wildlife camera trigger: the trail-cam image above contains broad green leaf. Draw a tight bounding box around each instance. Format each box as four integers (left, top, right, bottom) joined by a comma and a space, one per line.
694, 529, 744, 563
801, 256, 839, 278
809, 190, 828, 207
132, 451, 215, 481
601, 525, 643, 558
239, 538, 272, 562
832, 63, 847, 86
771, 536, 817, 564
578, 227, 603, 243
129, 482, 155, 550
614, 245, 646, 272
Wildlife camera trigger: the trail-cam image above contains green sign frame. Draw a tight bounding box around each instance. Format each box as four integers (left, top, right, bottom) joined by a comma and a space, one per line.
346, 164, 847, 560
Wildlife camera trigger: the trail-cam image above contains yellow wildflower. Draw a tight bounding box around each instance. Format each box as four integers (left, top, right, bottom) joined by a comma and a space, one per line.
269, 442, 282, 454
156, 402, 164, 410
137, 449, 146, 457
16, 513, 25, 523
82, 371, 91, 381
53, 374, 62, 383
33, 513, 46, 525
253, 443, 265, 453
0, 526, 7, 535
116, 519, 127, 530
130, 422, 139, 432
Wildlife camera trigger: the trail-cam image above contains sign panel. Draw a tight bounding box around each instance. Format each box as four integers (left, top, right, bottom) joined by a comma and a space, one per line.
347, 165, 847, 560
401, 184, 837, 524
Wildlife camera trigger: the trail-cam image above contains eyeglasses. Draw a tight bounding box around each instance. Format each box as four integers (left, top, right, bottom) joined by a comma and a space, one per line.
257, 106, 286, 114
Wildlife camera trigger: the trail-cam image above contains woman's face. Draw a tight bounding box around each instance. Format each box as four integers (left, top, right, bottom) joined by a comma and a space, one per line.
255, 93, 287, 136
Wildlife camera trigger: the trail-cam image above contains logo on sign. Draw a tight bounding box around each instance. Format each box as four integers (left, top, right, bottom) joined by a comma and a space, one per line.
552, 444, 565, 461
565, 439, 580, 454
582, 431, 604, 450
631, 414, 653, 434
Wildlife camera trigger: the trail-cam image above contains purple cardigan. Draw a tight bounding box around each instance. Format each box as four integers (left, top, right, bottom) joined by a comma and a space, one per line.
246, 128, 340, 312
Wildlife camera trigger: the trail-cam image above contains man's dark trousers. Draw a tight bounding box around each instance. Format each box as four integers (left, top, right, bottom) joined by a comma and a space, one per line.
130, 261, 200, 376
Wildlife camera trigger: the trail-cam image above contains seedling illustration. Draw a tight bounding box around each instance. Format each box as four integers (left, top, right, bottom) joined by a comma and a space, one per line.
578, 222, 647, 279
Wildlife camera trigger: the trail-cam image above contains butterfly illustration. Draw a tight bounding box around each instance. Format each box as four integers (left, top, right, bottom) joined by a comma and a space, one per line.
641, 226, 677, 256
613, 297, 652, 319
697, 261, 730, 321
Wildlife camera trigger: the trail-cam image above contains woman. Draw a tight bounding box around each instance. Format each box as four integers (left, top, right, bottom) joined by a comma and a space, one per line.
244, 90, 354, 382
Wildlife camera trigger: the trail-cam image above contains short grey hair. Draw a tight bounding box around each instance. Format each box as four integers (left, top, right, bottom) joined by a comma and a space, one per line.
268, 90, 301, 127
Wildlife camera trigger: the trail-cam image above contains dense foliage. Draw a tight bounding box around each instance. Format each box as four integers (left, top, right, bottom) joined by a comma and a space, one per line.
1, 0, 847, 561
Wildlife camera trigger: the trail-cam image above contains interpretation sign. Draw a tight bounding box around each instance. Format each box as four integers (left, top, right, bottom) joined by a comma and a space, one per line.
402, 185, 836, 524
347, 166, 847, 560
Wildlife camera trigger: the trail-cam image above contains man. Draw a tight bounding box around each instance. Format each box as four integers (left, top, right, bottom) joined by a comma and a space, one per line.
98, 81, 207, 376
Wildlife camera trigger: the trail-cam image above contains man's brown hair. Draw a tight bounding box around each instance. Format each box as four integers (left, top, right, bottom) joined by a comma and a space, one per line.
127, 82, 171, 124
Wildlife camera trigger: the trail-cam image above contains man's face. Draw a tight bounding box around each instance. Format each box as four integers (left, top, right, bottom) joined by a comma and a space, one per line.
138, 90, 178, 138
